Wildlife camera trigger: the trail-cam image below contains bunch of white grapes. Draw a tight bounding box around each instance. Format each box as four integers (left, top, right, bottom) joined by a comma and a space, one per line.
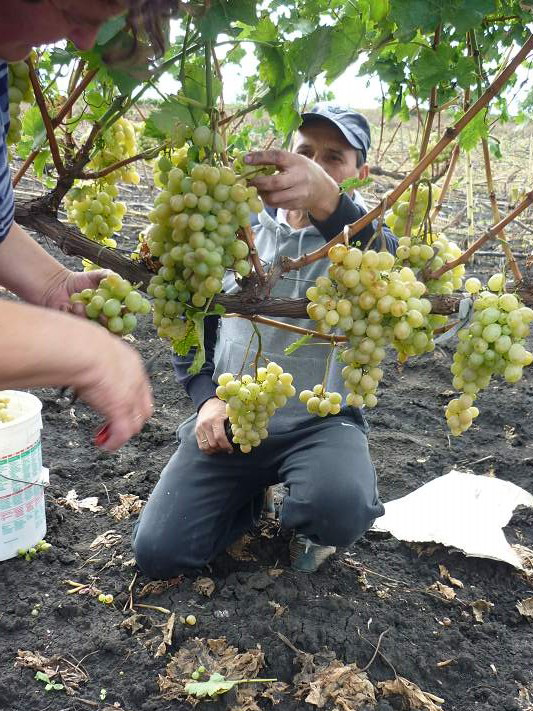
216, 363, 296, 452
447, 273, 533, 434
395, 232, 465, 295
445, 394, 480, 436
65, 182, 126, 247
386, 185, 441, 237
7, 60, 32, 145
306, 244, 435, 409
70, 274, 151, 336
299, 385, 342, 416
0, 397, 13, 424
146, 147, 265, 344
86, 117, 140, 185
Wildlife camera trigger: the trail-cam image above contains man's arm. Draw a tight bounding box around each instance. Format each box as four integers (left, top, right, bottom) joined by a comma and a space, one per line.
244, 150, 397, 254
172, 314, 220, 411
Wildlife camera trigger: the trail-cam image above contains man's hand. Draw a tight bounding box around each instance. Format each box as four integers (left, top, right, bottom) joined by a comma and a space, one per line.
195, 397, 233, 455
42, 268, 111, 317
245, 150, 340, 221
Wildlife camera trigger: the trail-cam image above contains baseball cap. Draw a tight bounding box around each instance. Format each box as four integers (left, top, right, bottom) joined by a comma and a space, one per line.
300, 103, 371, 163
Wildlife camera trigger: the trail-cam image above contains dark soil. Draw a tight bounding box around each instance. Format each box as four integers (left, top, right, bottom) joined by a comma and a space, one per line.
2, 144, 533, 710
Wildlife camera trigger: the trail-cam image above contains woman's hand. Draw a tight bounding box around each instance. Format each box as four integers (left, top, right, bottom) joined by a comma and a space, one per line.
195, 397, 233, 455
42, 268, 112, 316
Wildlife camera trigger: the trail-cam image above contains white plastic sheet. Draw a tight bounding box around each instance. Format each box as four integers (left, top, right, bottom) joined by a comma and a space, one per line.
372, 470, 533, 569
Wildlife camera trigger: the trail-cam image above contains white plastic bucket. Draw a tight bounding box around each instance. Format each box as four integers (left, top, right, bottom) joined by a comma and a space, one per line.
0, 390, 47, 561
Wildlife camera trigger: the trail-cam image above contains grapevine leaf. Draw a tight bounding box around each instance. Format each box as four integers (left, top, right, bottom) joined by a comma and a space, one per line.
185, 673, 236, 698
340, 176, 373, 192
199, 0, 258, 38
284, 334, 312, 355
287, 28, 333, 82
172, 321, 198, 357
33, 149, 52, 178
458, 110, 488, 152
145, 99, 194, 139
323, 14, 365, 83
187, 313, 207, 375
35, 672, 51, 683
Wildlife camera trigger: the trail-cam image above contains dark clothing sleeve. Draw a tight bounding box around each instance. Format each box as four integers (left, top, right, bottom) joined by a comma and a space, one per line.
172, 314, 220, 411
309, 193, 398, 255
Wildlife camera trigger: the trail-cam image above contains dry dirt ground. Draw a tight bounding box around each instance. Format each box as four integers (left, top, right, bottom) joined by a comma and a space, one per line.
2, 114, 533, 711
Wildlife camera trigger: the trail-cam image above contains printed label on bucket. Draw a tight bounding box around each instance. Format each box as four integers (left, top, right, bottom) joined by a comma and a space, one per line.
0, 437, 46, 557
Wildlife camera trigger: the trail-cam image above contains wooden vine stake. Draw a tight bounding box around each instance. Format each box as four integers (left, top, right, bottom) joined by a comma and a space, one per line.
430, 143, 460, 222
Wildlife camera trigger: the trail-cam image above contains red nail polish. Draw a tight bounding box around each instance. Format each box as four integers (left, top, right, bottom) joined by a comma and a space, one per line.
94, 423, 110, 446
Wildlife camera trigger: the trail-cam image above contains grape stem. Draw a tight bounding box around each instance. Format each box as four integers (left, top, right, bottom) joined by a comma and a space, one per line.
321, 342, 336, 393
239, 226, 266, 282
282, 32, 533, 273
251, 322, 263, 377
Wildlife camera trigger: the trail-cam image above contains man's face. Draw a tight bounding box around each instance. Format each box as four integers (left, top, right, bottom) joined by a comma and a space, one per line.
292, 120, 367, 186
1, 0, 128, 61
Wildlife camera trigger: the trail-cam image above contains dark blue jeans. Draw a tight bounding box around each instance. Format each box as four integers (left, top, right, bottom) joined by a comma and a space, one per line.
133, 413, 384, 579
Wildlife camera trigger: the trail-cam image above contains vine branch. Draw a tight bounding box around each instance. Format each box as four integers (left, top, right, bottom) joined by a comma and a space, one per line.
26, 57, 65, 177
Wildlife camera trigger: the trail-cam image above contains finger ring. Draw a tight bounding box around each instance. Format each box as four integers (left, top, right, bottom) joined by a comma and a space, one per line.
201, 438, 208, 444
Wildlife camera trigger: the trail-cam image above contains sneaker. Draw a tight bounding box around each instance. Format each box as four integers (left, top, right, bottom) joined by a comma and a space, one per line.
289, 533, 336, 573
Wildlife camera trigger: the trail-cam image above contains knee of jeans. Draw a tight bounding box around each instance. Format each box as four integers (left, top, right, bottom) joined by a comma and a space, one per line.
132, 526, 210, 579
309, 485, 379, 547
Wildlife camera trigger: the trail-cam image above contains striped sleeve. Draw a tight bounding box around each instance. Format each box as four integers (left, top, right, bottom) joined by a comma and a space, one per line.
0, 61, 14, 243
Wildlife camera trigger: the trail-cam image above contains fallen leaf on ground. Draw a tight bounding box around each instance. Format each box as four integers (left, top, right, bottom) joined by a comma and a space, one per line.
226, 533, 257, 561
120, 614, 147, 634
192, 577, 215, 597
378, 676, 444, 710
137, 576, 183, 597
159, 637, 266, 703
57, 489, 102, 513
89, 530, 122, 549
438, 565, 463, 588
268, 601, 287, 618
110, 493, 144, 521
295, 658, 375, 709
15, 650, 88, 695
514, 545, 533, 576
427, 582, 456, 600
471, 599, 494, 622
516, 597, 533, 620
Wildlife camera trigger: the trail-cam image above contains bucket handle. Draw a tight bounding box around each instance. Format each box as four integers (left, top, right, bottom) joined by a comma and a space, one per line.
0, 467, 49, 489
